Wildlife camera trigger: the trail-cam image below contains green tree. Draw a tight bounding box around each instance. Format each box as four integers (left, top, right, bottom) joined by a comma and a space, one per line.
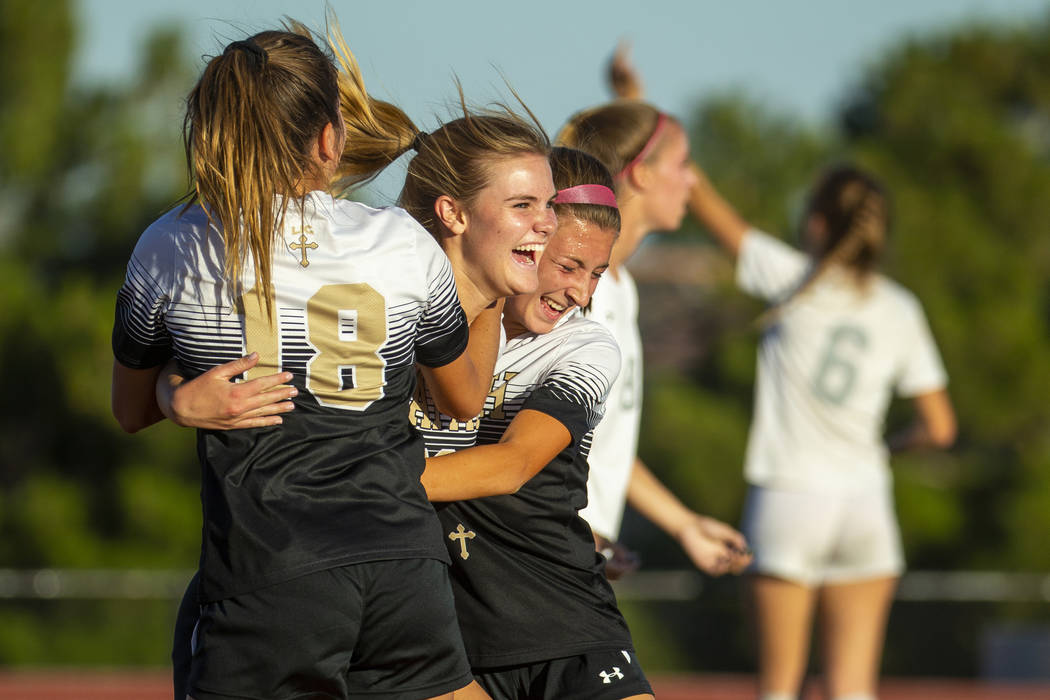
0, 0, 199, 664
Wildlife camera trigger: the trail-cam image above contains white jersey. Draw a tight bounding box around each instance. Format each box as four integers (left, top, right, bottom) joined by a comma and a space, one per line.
738, 230, 948, 492
579, 268, 644, 539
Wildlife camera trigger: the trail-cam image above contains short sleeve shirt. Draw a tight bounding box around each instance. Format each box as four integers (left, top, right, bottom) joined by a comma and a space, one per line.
737, 229, 948, 492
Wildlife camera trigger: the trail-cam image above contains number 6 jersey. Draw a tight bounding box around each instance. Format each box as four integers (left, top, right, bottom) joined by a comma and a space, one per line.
113, 192, 469, 602
737, 229, 947, 492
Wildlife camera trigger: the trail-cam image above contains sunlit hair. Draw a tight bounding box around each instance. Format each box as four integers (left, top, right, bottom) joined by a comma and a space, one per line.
549, 147, 621, 235
556, 100, 679, 192
399, 90, 551, 238
761, 164, 890, 325
327, 27, 418, 188
184, 20, 417, 310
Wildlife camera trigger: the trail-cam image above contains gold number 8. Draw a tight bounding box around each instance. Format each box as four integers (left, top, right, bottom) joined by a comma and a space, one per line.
240, 283, 388, 410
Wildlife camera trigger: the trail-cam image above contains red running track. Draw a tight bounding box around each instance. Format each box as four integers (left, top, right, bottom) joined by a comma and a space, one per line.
0, 671, 1048, 699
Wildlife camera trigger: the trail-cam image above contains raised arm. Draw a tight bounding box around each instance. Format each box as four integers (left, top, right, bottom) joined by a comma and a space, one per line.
687, 164, 751, 257
887, 388, 957, 453
421, 409, 571, 501
606, 42, 750, 257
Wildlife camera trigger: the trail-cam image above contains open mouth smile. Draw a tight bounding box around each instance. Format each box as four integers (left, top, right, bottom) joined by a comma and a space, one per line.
511, 243, 544, 266
539, 295, 570, 321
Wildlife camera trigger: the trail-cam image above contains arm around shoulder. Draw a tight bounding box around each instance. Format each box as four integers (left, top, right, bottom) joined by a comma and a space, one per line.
419, 299, 504, 421
422, 410, 571, 501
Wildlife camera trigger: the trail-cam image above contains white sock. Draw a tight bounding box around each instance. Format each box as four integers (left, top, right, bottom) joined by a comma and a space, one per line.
759, 693, 797, 700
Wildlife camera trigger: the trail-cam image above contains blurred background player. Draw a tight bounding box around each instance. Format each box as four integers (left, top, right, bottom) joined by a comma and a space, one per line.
112, 22, 501, 700
557, 48, 750, 579
689, 160, 956, 700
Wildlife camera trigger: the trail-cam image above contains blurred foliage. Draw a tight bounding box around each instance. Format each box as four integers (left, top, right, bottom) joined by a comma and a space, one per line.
2, 0, 1050, 674
0, 0, 199, 664
628, 11, 1050, 676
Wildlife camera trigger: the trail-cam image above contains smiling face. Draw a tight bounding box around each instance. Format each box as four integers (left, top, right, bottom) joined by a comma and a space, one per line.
460, 153, 557, 300
639, 122, 697, 232
503, 216, 617, 338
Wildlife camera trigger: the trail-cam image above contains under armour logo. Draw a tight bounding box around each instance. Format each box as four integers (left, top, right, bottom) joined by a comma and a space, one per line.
599, 667, 624, 684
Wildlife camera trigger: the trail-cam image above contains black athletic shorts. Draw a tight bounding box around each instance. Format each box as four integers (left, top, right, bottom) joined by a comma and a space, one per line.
473, 648, 652, 700
187, 558, 473, 700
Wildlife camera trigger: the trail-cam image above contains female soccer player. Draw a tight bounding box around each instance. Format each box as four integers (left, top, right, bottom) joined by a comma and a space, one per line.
688, 161, 956, 700
110, 23, 531, 700
558, 94, 751, 579
417, 147, 653, 699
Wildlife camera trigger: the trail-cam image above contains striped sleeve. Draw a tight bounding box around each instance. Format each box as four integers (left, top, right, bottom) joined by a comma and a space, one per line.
522, 325, 621, 447
112, 226, 174, 369
413, 228, 469, 368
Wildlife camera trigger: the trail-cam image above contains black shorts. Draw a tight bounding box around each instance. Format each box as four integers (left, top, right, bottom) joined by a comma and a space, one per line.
473, 648, 652, 700
187, 559, 473, 700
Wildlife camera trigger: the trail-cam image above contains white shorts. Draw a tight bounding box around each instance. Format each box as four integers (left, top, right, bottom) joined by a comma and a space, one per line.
740, 483, 904, 586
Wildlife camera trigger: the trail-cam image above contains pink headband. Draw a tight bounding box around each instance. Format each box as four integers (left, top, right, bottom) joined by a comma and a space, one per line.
615, 112, 668, 181
554, 184, 618, 208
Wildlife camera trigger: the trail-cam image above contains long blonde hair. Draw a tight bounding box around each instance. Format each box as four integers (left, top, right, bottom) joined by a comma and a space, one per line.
184, 21, 417, 309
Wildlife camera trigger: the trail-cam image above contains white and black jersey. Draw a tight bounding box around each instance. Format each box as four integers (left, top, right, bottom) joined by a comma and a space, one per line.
113, 192, 469, 602
436, 313, 634, 668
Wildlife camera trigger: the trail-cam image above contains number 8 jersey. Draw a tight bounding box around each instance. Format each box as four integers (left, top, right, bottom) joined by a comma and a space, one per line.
737, 230, 947, 493
113, 192, 469, 602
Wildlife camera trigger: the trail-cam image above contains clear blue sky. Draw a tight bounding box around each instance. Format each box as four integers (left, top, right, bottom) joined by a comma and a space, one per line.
74, 0, 1049, 200
75, 0, 1050, 125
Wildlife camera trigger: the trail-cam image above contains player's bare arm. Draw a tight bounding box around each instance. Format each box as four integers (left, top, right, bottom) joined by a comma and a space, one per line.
626, 458, 752, 575
887, 388, 957, 453
111, 359, 166, 433
422, 409, 570, 501
421, 299, 504, 421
